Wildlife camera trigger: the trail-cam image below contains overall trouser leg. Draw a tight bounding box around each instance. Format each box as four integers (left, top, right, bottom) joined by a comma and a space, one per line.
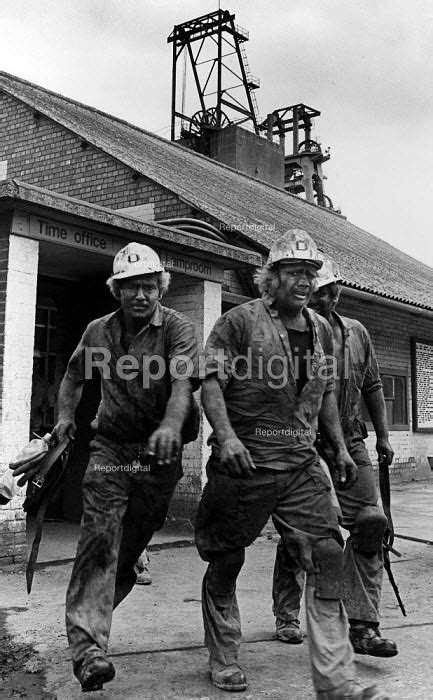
337, 461, 384, 623
342, 540, 383, 622
113, 459, 182, 608
304, 583, 355, 692
196, 464, 275, 668
66, 461, 129, 669
272, 459, 342, 624
273, 464, 356, 693
201, 550, 245, 666
67, 438, 183, 673
272, 540, 305, 622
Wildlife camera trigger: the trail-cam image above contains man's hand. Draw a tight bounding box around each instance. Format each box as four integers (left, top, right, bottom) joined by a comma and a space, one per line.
376, 437, 394, 467
219, 437, 256, 478
51, 418, 76, 445
11, 457, 45, 486
147, 423, 182, 466
333, 449, 358, 490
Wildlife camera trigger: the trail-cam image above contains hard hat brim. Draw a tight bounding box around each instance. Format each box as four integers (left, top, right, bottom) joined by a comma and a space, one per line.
271, 259, 323, 270
317, 276, 342, 288
111, 266, 165, 280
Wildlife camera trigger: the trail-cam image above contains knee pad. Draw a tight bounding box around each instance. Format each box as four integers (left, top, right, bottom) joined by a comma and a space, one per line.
351, 505, 388, 553
313, 538, 343, 600
207, 549, 245, 596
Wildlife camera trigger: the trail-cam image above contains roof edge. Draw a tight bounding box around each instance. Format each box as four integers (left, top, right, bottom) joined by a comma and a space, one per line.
0, 179, 262, 268
342, 283, 433, 315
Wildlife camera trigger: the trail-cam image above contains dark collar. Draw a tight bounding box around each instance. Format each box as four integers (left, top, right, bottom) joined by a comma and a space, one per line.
107, 301, 164, 336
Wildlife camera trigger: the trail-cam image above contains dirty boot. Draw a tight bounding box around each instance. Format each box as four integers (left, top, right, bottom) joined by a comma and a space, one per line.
210, 660, 247, 691
275, 618, 303, 644
135, 549, 152, 585
77, 650, 115, 692
349, 621, 398, 657
317, 680, 390, 699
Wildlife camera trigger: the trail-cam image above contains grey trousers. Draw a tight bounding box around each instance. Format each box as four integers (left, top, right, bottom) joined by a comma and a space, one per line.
66, 435, 181, 672
273, 445, 384, 625
195, 459, 356, 692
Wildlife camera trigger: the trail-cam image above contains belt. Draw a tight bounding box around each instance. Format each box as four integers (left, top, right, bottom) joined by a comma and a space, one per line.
95, 435, 181, 467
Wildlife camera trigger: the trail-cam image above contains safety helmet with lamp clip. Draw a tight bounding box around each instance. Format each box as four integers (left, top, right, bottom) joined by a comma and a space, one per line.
267, 229, 323, 269
110, 242, 165, 280
316, 252, 342, 288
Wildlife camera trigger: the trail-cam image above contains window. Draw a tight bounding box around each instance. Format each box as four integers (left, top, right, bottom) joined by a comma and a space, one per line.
34, 300, 57, 383
361, 372, 408, 429
382, 374, 408, 426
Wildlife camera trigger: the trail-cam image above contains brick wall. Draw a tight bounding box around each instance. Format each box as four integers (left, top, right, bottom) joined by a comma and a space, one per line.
0, 92, 191, 220
0, 235, 39, 565
1, 92, 254, 283
209, 125, 285, 188
338, 292, 433, 479
224, 269, 246, 296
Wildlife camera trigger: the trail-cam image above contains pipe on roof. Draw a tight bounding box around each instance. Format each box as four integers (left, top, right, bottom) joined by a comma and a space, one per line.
169, 224, 226, 241
158, 217, 228, 243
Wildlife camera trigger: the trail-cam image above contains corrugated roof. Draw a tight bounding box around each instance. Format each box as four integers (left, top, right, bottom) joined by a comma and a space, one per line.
1, 71, 432, 310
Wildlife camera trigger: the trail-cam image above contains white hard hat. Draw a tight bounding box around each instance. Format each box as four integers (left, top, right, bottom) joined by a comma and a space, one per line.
316, 252, 342, 288
111, 242, 164, 280
267, 229, 323, 269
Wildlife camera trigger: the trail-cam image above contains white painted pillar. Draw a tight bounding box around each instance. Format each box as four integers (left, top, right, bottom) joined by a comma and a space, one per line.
0, 235, 39, 460
0, 234, 39, 562
162, 275, 223, 515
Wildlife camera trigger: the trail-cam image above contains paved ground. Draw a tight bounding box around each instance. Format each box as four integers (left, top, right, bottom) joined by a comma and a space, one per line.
1, 478, 433, 699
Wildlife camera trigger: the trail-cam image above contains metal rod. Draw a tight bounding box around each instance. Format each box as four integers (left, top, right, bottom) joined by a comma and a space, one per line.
187, 42, 206, 112
395, 533, 433, 546
217, 11, 222, 126
293, 106, 299, 153
171, 40, 177, 140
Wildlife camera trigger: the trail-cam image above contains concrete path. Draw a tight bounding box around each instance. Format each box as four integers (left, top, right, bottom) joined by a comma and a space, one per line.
1, 478, 433, 698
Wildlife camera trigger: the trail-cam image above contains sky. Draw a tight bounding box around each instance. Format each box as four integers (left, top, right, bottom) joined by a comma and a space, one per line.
2, 0, 433, 268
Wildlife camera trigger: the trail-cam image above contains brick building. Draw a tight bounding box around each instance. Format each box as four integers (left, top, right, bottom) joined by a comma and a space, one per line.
0, 71, 432, 565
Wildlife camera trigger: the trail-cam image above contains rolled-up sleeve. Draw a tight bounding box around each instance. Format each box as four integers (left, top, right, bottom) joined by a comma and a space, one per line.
65, 321, 98, 383
166, 314, 201, 391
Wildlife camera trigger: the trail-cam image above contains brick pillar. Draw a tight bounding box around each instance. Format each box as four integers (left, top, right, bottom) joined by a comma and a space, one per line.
163, 275, 222, 519
0, 234, 39, 565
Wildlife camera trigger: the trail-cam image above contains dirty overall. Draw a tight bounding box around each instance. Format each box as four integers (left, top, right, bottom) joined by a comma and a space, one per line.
195, 299, 357, 692
66, 436, 182, 670
62, 305, 199, 674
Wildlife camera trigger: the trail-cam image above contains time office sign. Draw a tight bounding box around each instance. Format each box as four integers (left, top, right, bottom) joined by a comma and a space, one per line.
11, 213, 224, 283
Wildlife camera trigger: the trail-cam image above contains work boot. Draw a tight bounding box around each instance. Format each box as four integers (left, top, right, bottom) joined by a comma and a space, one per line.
209, 660, 247, 691
136, 568, 152, 585
77, 650, 115, 692
317, 680, 390, 699
349, 621, 398, 657
275, 618, 303, 644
